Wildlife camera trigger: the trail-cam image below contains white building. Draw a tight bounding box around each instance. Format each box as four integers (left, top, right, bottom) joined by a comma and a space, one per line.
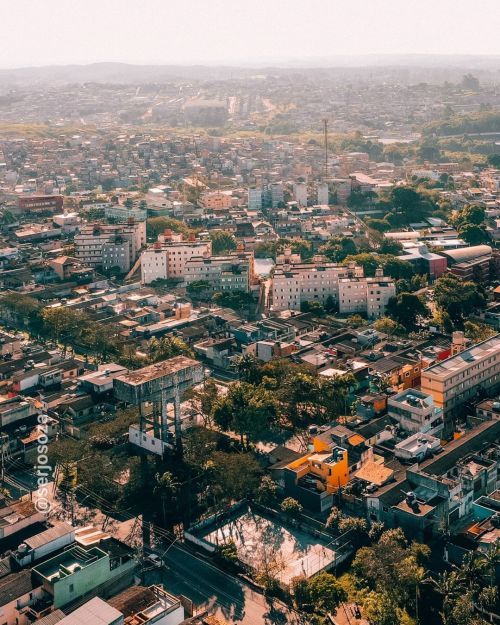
271, 261, 363, 311
338, 270, 395, 319
293, 182, 308, 207
388, 389, 444, 437
317, 183, 329, 206
140, 232, 212, 284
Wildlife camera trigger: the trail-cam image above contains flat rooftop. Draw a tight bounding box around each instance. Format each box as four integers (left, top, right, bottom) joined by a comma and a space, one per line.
114, 356, 201, 386
423, 334, 500, 378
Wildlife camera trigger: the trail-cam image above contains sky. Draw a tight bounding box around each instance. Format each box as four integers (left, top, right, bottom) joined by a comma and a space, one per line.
0, 0, 499, 68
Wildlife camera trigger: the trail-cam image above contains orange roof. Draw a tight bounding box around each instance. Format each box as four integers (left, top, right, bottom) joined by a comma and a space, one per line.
348, 434, 365, 446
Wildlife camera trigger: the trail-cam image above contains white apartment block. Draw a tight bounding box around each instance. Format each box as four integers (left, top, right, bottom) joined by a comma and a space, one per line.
140, 233, 212, 284
271, 262, 364, 311
271, 262, 394, 318
317, 183, 329, 206
338, 273, 396, 319
74, 220, 145, 271
293, 182, 308, 207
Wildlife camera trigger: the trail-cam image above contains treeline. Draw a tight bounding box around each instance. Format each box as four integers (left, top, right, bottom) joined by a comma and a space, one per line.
424, 111, 500, 137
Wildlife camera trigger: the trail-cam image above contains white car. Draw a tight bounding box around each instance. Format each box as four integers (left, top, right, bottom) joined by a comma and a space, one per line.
146, 554, 162, 568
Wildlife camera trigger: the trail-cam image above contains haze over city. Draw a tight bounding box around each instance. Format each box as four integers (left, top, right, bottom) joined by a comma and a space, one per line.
0, 2, 499, 625
1, 0, 500, 67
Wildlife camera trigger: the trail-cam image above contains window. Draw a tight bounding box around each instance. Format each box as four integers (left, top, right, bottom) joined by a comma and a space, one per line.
69, 584, 74, 593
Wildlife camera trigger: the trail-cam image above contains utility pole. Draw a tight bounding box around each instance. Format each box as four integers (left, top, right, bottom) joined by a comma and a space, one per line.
323, 118, 328, 180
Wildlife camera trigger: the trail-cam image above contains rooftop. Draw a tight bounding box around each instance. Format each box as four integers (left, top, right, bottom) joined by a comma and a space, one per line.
114, 355, 201, 386
423, 334, 500, 378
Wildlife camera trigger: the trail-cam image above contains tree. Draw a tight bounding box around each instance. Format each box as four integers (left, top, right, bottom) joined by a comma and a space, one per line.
213, 290, 254, 311
124, 198, 134, 209
209, 230, 237, 254
0, 292, 41, 328
213, 382, 277, 447
41, 306, 91, 353
185, 379, 220, 427
154, 471, 180, 527
424, 571, 463, 625
208, 451, 262, 503
148, 335, 193, 363
458, 223, 489, 245
307, 571, 347, 614
186, 280, 211, 300
373, 317, 404, 336
462, 74, 480, 90
434, 274, 486, 326
320, 236, 357, 262
280, 497, 303, 517
487, 154, 500, 169
146, 216, 193, 239
325, 507, 342, 531
343, 253, 379, 277
464, 321, 496, 344
255, 476, 278, 506
234, 353, 260, 384
386, 292, 429, 329
353, 528, 429, 608
367, 217, 391, 233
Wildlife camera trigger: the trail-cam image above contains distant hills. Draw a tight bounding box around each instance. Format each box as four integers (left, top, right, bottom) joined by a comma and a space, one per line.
0, 56, 499, 86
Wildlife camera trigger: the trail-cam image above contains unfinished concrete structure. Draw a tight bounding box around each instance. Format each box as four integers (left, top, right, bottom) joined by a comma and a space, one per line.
114, 356, 203, 455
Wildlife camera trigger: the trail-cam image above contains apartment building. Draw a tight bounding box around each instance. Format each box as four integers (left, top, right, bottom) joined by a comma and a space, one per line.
271, 261, 394, 318
74, 220, 146, 272
248, 187, 262, 210
271, 261, 363, 311
140, 232, 212, 284
184, 251, 255, 293
338, 272, 396, 319
421, 334, 500, 428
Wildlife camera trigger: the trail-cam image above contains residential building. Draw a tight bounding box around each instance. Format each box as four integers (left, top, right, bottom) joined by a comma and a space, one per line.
339, 271, 396, 319
32, 542, 135, 609
388, 389, 444, 437
284, 446, 349, 512
140, 231, 211, 284
184, 250, 255, 293
421, 334, 500, 428
293, 182, 308, 207
248, 187, 262, 210
74, 220, 146, 271
271, 261, 363, 311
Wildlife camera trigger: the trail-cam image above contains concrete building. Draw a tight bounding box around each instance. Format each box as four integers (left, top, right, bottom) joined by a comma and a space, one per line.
317, 182, 329, 206
184, 250, 255, 293
74, 221, 146, 272
248, 187, 262, 210
271, 261, 363, 312
421, 334, 500, 429
388, 389, 444, 437
140, 232, 212, 284
293, 182, 308, 207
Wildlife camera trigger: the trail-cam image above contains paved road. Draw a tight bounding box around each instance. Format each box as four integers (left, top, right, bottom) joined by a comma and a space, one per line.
147, 544, 307, 625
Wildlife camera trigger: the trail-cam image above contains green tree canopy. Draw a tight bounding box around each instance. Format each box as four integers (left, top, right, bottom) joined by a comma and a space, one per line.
209, 230, 237, 254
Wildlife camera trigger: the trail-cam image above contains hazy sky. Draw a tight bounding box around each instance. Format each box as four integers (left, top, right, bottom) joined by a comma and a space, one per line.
1, 0, 499, 68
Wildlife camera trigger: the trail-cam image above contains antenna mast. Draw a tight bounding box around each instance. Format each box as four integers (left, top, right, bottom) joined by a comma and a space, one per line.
323, 118, 328, 180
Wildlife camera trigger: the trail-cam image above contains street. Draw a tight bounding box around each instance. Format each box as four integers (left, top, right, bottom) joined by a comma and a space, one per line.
147, 543, 307, 625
